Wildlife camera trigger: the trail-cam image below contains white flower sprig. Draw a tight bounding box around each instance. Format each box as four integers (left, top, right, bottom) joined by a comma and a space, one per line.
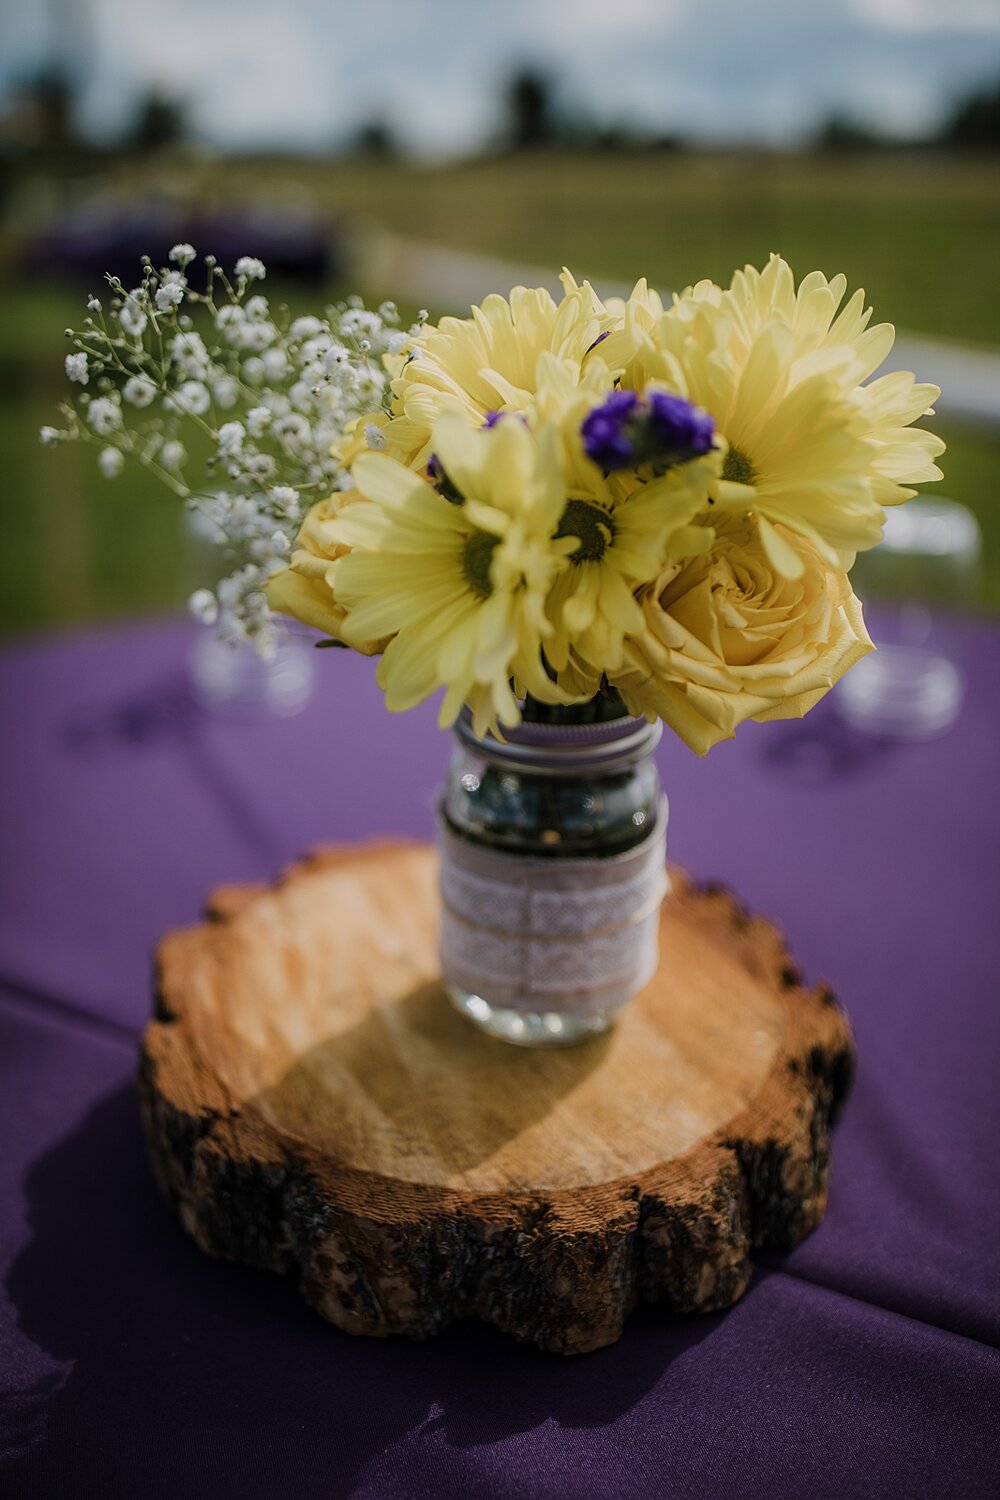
43, 247, 424, 654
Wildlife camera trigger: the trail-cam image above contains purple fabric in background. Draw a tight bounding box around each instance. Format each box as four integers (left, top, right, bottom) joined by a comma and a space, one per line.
1, 614, 999, 1500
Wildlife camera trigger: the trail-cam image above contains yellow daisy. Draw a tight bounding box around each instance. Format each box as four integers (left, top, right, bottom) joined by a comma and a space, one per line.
328, 412, 575, 735
699, 256, 945, 512
607, 256, 944, 578
369, 269, 619, 471
541, 461, 718, 690
524, 353, 722, 688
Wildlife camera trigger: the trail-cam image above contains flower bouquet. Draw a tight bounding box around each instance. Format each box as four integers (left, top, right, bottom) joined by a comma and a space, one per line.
47, 250, 943, 1043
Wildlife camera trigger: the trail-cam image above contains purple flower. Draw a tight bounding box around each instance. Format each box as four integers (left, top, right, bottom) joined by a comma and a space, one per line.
481, 410, 527, 430
647, 392, 715, 465
580, 390, 641, 470
580, 388, 714, 473
426, 453, 463, 503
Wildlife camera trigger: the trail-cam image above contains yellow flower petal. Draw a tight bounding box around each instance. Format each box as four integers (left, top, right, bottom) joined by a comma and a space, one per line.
758, 515, 806, 579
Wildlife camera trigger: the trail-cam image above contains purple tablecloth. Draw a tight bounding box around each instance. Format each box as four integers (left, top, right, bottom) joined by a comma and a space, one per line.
2, 615, 999, 1499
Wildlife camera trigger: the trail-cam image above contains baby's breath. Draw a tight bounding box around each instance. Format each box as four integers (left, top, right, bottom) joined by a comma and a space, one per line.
98, 446, 125, 478
44, 248, 408, 654
65, 352, 89, 384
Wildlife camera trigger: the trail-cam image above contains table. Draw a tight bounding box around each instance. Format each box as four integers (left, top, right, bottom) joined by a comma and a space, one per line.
2, 615, 999, 1499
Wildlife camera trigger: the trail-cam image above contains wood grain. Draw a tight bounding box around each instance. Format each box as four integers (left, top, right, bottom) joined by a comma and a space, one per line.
140, 841, 853, 1354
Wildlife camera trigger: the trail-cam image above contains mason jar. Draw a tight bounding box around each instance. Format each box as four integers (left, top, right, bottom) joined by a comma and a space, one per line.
438, 702, 668, 1047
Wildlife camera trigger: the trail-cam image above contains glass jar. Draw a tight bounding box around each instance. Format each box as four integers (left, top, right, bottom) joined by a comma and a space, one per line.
438, 701, 668, 1047
835, 497, 981, 740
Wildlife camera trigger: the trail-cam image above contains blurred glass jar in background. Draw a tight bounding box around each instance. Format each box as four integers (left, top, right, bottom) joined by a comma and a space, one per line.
187, 630, 315, 718
836, 497, 981, 739
182, 508, 315, 718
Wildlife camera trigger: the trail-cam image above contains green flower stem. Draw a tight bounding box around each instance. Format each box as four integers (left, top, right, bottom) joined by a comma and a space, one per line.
521, 684, 628, 725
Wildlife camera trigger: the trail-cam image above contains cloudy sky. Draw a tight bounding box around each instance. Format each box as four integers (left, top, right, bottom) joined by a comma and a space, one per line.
2, 0, 1000, 153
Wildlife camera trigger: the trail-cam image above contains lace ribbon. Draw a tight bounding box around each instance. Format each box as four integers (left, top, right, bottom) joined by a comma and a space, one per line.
438, 801, 668, 1016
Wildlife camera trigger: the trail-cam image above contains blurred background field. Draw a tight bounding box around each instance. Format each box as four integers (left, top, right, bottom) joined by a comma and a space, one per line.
2, 1, 999, 638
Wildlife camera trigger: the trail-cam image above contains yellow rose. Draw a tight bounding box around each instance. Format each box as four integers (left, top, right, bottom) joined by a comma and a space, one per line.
613, 519, 873, 755
264, 490, 384, 654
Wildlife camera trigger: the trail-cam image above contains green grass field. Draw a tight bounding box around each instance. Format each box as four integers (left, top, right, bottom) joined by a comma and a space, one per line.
2, 150, 997, 640
129, 149, 1000, 344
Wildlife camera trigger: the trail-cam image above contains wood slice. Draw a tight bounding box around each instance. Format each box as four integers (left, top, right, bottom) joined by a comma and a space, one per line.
139, 842, 853, 1355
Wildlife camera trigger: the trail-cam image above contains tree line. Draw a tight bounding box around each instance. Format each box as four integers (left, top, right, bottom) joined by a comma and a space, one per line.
2, 64, 999, 168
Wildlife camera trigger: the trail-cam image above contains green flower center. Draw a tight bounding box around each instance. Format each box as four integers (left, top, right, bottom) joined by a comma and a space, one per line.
463, 531, 500, 599
555, 499, 616, 564
722, 445, 756, 486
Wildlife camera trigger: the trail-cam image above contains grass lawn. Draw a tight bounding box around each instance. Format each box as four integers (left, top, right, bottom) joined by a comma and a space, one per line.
2, 150, 998, 639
